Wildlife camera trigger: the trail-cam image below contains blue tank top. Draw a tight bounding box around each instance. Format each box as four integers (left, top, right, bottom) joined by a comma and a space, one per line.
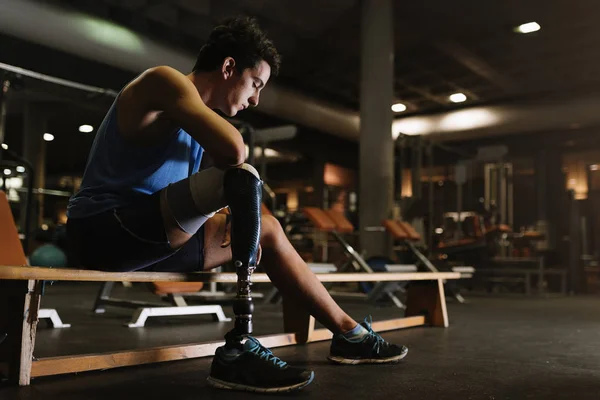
67, 98, 204, 219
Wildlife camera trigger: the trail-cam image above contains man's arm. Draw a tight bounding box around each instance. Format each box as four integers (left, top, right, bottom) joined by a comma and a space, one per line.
121, 66, 245, 169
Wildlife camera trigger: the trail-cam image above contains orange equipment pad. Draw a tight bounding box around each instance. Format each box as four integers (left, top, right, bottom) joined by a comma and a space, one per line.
152, 282, 204, 295
303, 207, 336, 231
0, 192, 28, 266
324, 210, 354, 233
398, 221, 422, 241
383, 220, 409, 240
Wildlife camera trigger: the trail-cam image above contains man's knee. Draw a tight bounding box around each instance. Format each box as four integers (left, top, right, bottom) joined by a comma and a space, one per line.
260, 214, 283, 247
164, 163, 261, 235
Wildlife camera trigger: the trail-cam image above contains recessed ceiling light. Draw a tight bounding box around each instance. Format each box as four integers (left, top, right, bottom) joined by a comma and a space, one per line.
79, 124, 94, 133
43, 133, 55, 142
391, 103, 407, 113
1, 143, 7, 150
449, 93, 467, 103
16, 166, 25, 173
3, 169, 11, 175
515, 22, 541, 34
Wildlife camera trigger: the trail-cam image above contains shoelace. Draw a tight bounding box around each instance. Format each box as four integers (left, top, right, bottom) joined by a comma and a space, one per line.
363, 316, 389, 354
248, 339, 288, 368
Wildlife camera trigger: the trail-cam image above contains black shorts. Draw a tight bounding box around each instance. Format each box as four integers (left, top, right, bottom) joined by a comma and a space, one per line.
66, 192, 205, 272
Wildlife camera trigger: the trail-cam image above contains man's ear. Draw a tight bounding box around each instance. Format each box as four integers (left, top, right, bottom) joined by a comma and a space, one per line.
221, 57, 236, 79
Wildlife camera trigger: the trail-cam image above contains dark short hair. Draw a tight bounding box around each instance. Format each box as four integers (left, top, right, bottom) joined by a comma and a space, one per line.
193, 16, 280, 76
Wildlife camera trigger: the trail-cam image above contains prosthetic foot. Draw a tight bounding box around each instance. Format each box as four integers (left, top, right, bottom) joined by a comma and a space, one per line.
222, 165, 262, 349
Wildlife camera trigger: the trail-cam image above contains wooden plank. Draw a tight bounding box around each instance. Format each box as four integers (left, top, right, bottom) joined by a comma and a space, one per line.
0, 279, 41, 386
405, 279, 448, 327
30, 316, 426, 378
20, 280, 42, 386
301, 317, 427, 342
369, 316, 426, 331
0, 266, 461, 283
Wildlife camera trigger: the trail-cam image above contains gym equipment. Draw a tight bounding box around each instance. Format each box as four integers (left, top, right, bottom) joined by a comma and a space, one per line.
301, 207, 420, 308
395, 133, 477, 254
93, 280, 231, 328
29, 244, 67, 268
230, 120, 298, 214
303, 207, 373, 273
0, 71, 34, 254
383, 219, 474, 303
0, 192, 71, 330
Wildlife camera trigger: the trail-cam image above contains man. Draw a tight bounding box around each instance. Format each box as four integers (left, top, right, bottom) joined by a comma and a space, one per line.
67, 16, 408, 393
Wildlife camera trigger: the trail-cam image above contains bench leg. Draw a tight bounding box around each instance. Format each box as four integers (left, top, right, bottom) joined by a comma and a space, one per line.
93, 281, 115, 314
282, 296, 314, 344
405, 279, 448, 327
0, 279, 42, 386
38, 309, 71, 328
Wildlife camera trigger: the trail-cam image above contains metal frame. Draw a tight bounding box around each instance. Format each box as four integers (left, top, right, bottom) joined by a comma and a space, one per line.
127, 305, 230, 328
38, 308, 70, 328
93, 281, 232, 328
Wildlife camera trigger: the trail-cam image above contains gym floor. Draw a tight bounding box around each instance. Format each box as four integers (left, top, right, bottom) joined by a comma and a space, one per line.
2, 283, 600, 400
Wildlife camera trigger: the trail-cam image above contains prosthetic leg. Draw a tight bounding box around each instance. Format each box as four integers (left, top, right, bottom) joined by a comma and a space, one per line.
222, 165, 263, 349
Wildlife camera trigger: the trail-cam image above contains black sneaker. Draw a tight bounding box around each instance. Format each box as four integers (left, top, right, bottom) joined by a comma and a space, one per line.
328, 316, 409, 364
207, 336, 315, 393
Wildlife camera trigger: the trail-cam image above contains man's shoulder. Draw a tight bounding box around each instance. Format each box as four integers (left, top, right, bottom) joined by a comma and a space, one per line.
121, 66, 195, 106
134, 66, 190, 90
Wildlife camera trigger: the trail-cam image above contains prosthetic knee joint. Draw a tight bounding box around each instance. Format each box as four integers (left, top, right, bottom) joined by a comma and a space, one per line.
223, 164, 262, 346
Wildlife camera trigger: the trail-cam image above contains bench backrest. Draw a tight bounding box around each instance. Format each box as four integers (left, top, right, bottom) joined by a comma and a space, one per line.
383, 219, 421, 242
0, 192, 28, 266
323, 209, 354, 233
302, 207, 356, 234
303, 207, 336, 231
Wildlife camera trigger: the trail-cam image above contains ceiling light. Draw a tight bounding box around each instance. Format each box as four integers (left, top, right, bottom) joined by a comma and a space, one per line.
590, 164, 599, 171
79, 124, 94, 133
16, 166, 25, 173
1, 143, 7, 150
43, 133, 55, 142
391, 103, 407, 113
3, 169, 11, 175
449, 93, 467, 103
515, 22, 541, 34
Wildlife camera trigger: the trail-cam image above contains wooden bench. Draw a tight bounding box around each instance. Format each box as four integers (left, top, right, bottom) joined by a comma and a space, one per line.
0, 193, 460, 386
0, 267, 459, 386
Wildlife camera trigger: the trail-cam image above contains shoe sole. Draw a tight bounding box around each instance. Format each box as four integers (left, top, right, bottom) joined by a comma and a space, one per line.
206, 371, 315, 393
327, 349, 408, 365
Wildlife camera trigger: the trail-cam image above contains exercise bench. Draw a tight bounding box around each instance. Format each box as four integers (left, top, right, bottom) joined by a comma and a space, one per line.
0, 193, 460, 386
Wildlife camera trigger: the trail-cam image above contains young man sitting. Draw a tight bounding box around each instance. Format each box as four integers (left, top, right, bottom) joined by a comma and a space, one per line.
66, 16, 408, 393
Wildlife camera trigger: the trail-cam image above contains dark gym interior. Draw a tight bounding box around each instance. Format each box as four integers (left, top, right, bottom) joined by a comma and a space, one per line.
2, 1, 600, 399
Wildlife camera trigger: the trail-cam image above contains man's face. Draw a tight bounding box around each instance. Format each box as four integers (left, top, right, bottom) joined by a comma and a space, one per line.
221, 60, 271, 116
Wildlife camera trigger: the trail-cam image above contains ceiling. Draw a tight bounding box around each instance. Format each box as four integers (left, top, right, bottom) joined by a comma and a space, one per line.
2, 0, 600, 176
24, 0, 600, 115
